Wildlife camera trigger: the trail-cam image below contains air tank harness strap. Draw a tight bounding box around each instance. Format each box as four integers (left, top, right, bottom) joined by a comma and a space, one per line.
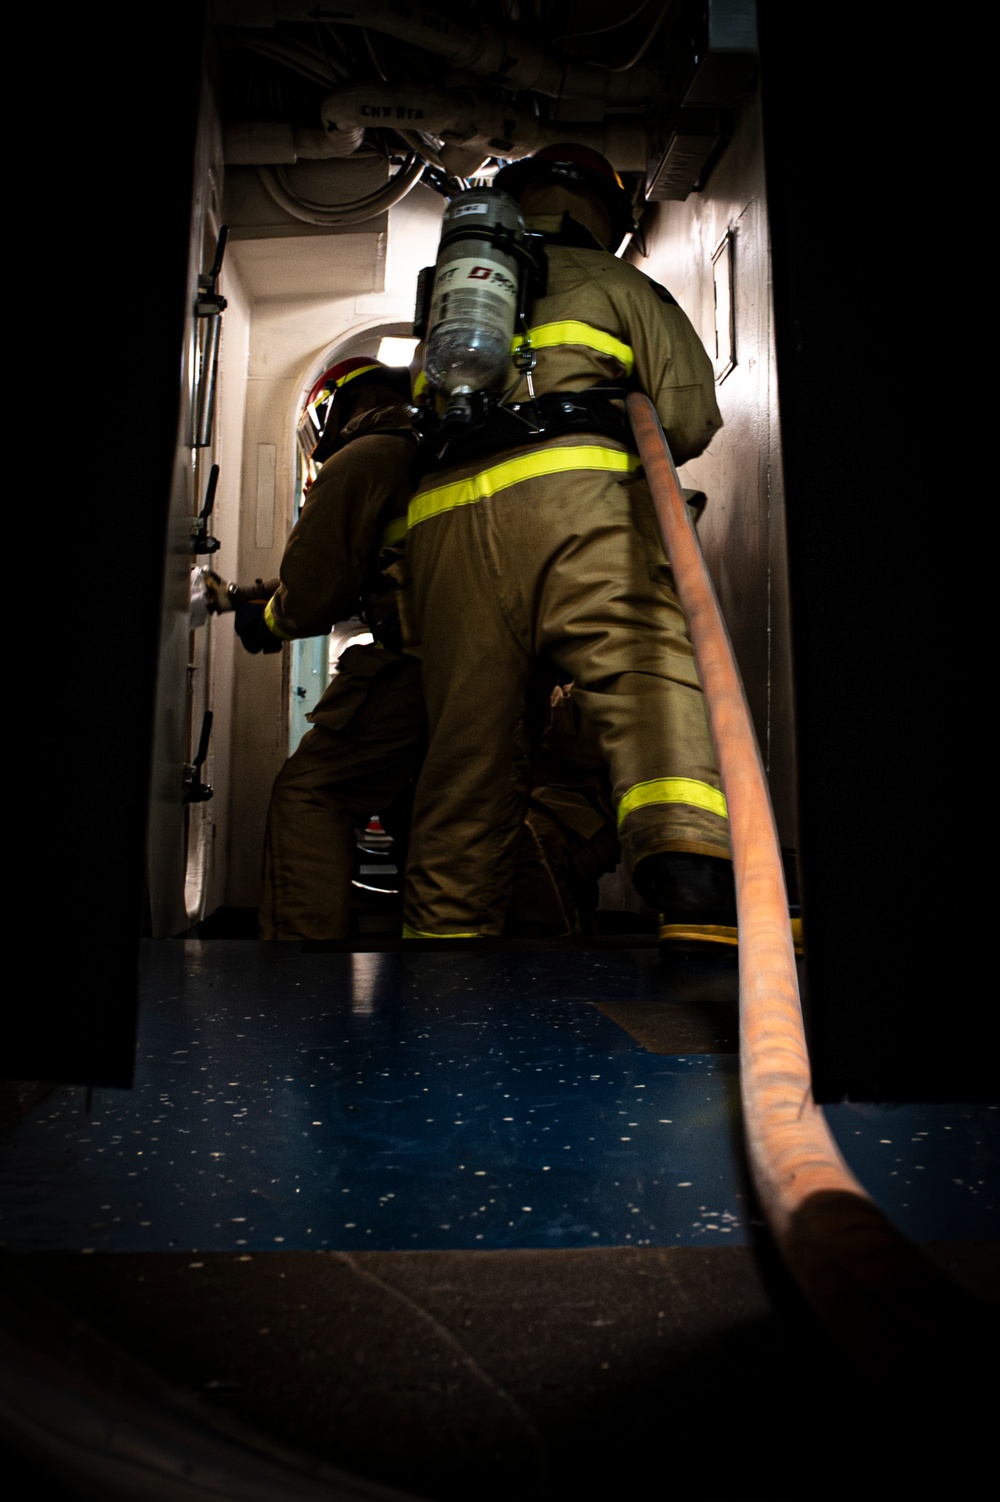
412, 387, 635, 483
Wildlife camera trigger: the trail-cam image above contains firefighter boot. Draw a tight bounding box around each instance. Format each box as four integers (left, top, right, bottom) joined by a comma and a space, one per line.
631, 851, 739, 956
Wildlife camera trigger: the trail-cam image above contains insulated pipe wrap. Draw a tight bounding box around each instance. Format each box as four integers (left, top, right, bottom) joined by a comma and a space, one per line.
320, 88, 648, 171
225, 122, 364, 164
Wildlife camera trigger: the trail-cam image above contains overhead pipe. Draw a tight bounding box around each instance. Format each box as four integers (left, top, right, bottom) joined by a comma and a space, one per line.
394, 129, 492, 183
256, 154, 426, 226
216, 0, 656, 104
224, 120, 364, 163
225, 117, 494, 179
626, 392, 976, 1378
319, 86, 647, 171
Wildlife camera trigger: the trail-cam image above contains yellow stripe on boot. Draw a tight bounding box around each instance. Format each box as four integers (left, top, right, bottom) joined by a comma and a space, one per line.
658, 916, 804, 955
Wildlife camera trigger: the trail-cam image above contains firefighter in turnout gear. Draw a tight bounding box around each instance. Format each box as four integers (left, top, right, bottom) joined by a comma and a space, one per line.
213, 358, 425, 941
402, 145, 733, 946
213, 353, 620, 941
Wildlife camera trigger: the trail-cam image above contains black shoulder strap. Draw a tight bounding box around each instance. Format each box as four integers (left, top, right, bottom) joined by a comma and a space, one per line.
640, 271, 678, 306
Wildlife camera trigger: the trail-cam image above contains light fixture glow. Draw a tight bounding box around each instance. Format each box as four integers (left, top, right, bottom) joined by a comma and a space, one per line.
377, 336, 419, 366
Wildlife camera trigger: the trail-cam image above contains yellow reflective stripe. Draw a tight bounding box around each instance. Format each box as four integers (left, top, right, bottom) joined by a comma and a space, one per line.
263, 595, 292, 641
512, 321, 634, 374
413, 370, 428, 397
658, 919, 802, 953
402, 924, 486, 939
380, 514, 408, 548
659, 922, 739, 947
335, 362, 381, 388
409, 445, 641, 529
309, 362, 382, 413
617, 777, 728, 831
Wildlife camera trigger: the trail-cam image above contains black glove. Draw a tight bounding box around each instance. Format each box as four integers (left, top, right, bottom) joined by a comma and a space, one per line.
234, 601, 283, 654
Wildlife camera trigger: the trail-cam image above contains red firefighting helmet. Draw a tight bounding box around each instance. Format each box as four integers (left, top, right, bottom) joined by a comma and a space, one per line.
494, 144, 634, 250
307, 357, 411, 463
306, 356, 410, 416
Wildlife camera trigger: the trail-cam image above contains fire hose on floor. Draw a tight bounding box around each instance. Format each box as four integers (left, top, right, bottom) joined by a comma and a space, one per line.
626, 392, 977, 1380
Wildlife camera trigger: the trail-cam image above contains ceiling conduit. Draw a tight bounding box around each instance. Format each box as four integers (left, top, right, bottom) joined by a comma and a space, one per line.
318, 87, 647, 170
224, 121, 365, 163
256, 153, 426, 226
216, 0, 656, 104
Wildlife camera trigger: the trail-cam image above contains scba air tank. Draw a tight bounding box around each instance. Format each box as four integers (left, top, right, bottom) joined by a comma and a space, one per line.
423, 189, 526, 407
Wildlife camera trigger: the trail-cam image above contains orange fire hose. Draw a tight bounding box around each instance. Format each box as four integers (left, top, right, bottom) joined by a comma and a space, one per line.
626, 392, 973, 1373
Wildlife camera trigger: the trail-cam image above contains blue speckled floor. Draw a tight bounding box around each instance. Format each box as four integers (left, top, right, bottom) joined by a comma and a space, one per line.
1, 942, 996, 1254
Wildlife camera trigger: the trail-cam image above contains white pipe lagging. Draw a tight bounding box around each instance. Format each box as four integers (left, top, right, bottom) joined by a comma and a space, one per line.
225, 91, 647, 174
318, 87, 648, 171
224, 121, 365, 164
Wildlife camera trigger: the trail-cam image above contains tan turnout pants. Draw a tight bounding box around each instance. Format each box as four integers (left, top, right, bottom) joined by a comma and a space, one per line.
260, 645, 425, 940
403, 441, 731, 937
